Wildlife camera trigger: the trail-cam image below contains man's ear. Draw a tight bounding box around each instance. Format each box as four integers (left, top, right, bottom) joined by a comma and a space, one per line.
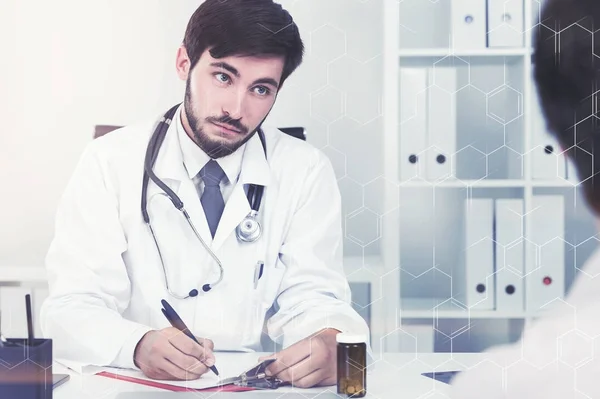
175, 45, 191, 81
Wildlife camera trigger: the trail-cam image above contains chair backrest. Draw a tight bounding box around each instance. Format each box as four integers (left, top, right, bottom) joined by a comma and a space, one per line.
94, 125, 306, 141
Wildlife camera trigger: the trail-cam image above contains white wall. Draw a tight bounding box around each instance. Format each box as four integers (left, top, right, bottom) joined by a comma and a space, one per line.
0, 0, 384, 267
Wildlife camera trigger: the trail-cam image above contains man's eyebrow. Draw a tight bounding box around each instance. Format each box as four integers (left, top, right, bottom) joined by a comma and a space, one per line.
210, 62, 280, 90
252, 78, 279, 89
210, 62, 240, 77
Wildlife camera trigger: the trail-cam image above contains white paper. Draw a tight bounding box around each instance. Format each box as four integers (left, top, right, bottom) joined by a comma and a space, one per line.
57, 352, 265, 390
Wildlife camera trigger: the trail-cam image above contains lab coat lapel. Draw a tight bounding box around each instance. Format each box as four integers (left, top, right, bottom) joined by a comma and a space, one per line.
211, 133, 271, 250
149, 109, 213, 245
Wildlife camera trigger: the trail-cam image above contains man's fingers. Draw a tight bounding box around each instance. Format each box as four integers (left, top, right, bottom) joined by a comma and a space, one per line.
157, 357, 199, 381
265, 341, 310, 376
275, 354, 316, 383
292, 368, 329, 389
169, 334, 216, 366
197, 337, 214, 350
163, 344, 207, 378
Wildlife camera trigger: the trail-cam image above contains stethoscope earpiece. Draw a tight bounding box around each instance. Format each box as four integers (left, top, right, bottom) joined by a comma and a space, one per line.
201, 284, 212, 293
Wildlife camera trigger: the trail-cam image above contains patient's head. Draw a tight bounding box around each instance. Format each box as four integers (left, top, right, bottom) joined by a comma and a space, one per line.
533, 0, 600, 214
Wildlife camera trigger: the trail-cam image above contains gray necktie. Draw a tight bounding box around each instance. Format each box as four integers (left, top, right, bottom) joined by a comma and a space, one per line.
199, 160, 226, 238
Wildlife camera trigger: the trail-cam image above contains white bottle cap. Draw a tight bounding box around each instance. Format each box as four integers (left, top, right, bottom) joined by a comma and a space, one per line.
336, 332, 368, 344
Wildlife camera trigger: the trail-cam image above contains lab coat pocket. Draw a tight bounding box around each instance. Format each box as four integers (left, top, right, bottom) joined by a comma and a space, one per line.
243, 263, 285, 346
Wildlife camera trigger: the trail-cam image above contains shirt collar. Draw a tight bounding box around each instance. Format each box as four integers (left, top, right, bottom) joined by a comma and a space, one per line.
176, 108, 246, 185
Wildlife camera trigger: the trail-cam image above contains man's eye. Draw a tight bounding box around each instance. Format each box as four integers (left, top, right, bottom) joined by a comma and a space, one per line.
215, 73, 230, 83
254, 86, 270, 96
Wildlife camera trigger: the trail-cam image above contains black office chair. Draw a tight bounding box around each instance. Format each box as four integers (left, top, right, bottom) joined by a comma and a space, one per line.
94, 125, 306, 141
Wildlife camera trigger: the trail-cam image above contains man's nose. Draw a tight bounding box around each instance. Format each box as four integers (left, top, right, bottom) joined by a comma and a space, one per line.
221, 91, 246, 122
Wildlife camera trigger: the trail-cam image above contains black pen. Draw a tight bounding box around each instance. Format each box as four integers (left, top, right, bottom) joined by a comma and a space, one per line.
160, 299, 219, 376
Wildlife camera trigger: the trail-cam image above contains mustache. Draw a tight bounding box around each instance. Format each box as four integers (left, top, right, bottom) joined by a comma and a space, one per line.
205, 116, 248, 134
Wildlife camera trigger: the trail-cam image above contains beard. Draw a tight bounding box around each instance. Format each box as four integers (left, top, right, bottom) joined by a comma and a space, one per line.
183, 79, 257, 159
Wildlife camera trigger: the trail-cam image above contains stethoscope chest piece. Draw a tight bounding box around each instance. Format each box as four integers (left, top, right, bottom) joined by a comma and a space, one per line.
236, 210, 262, 243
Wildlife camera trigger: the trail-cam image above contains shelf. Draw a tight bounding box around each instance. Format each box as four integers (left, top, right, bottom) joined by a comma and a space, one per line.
398, 48, 530, 58
530, 179, 579, 188
398, 179, 526, 188
0, 266, 47, 284
400, 298, 529, 319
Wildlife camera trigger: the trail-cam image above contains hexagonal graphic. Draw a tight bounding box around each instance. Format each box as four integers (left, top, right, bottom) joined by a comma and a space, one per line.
558, 331, 593, 369
504, 239, 525, 277
452, 145, 487, 181
338, 176, 363, 216
345, 207, 380, 247
566, 140, 594, 185
522, 305, 577, 368
486, 85, 523, 125
432, 60, 469, 93
328, 55, 383, 124
433, 300, 470, 340
321, 145, 346, 178
329, 117, 384, 184
310, 24, 346, 63
364, 177, 400, 216
576, 353, 600, 398
287, 55, 328, 95
310, 86, 345, 125
381, 328, 418, 369
524, 141, 570, 180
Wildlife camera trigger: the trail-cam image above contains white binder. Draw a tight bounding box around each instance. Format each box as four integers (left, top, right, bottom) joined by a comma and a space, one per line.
487, 0, 524, 47
531, 87, 567, 179
399, 68, 428, 181
495, 199, 524, 312
460, 198, 495, 310
451, 0, 487, 50
526, 195, 565, 313
426, 67, 457, 181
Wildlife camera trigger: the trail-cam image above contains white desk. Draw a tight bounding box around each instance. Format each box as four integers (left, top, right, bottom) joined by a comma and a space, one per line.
51, 352, 487, 399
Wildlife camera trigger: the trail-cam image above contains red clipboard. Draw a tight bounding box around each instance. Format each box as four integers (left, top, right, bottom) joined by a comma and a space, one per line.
97, 371, 255, 392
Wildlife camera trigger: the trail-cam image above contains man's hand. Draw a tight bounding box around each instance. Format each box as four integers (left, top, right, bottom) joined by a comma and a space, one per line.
258, 328, 340, 388
133, 327, 216, 380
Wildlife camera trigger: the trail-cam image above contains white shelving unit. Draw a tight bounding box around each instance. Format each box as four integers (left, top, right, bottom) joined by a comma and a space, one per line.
368, 0, 600, 354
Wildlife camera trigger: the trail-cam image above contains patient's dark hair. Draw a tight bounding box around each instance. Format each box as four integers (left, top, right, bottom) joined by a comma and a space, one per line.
533, 0, 600, 214
182, 0, 304, 89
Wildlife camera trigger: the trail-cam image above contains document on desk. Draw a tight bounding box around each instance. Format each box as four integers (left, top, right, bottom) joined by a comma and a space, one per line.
57, 354, 261, 391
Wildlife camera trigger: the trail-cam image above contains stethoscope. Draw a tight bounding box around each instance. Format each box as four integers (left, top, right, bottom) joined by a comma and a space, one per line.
141, 103, 267, 299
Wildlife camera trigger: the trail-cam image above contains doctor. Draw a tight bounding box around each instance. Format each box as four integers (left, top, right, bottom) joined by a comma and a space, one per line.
450, 0, 600, 397
40, 0, 369, 388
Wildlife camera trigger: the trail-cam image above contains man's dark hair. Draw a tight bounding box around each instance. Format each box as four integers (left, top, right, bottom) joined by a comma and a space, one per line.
533, 0, 600, 214
182, 0, 304, 88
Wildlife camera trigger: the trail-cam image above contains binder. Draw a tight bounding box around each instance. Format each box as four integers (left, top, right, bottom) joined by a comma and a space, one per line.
451, 0, 487, 50
526, 195, 565, 312
399, 68, 428, 181
459, 198, 495, 310
495, 199, 524, 311
531, 87, 566, 179
487, 0, 524, 47
426, 67, 457, 180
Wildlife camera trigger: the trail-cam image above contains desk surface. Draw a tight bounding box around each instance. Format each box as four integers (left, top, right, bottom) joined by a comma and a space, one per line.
52, 352, 487, 399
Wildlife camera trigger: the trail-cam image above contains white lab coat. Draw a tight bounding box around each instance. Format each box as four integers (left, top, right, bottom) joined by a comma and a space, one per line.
40, 104, 369, 371
449, 246, 600, 398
